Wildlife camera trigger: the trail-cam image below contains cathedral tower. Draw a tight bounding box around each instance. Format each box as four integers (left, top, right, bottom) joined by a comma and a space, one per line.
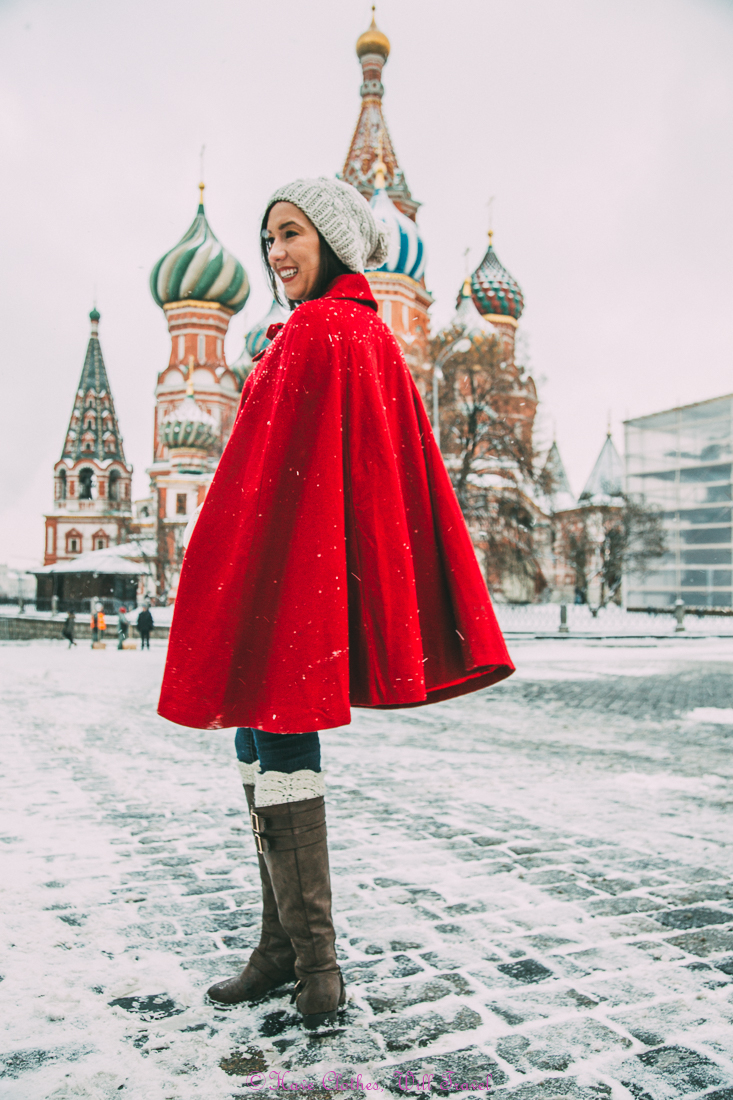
468, 231, 536, 444
43, 309, 133, 564
148, 184, 249, 598
342, 11, 433, 396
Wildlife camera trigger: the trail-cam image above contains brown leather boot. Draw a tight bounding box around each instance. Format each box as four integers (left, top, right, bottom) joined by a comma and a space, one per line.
207, 785, 296, 1004
251, 795, 346, 1029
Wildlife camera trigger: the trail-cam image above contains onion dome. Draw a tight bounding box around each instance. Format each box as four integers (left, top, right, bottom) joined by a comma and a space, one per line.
356, 8, 390, 59
369, 158, 425, 281
229, 343, 253, 392
244, 298, 288, 359
470, 232, 524, 321
159, 379, 218, 452
150, 184, 250, 315
445, 277, 498, 340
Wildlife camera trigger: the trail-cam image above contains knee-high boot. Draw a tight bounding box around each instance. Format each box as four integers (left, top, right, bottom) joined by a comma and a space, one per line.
207, 763, 297, 1004
250, 770, 346, 1029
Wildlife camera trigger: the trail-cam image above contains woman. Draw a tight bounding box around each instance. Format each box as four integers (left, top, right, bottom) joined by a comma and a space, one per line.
159, 177, 514, 1028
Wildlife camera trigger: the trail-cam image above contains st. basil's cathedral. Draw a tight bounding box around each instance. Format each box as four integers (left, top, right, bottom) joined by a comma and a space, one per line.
41, 12, 620, 606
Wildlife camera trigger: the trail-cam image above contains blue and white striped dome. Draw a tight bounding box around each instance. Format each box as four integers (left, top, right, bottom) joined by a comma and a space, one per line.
369, 187, 426, 282
244, 298, 288, 359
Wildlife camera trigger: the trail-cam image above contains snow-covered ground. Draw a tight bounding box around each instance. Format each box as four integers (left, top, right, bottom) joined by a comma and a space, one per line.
1, 638, 732, 1099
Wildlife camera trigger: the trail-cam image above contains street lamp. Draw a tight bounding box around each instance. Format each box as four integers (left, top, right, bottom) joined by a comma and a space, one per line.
432, 337, 471, 450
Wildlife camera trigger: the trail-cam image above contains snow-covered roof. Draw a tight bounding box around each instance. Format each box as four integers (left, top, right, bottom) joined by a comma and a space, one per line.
542, 441, 576, 512
33, 547, 148, 576
580, 433, 624, 505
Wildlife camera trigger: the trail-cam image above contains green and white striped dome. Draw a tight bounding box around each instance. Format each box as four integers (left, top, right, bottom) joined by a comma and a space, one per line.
159, 394, 218, 451
150, 187, 250, 314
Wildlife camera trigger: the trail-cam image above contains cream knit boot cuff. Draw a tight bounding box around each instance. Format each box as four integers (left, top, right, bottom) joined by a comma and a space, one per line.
254, 769, 325, 808
237, 760, 261, 786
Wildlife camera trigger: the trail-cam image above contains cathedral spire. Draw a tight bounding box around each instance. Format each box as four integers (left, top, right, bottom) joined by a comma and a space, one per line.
341, 10, 418, 220
44, 309, 133, 565
62, 309, 127, 466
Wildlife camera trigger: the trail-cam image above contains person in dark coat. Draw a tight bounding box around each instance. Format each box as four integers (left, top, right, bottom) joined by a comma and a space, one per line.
159, 178, 515, 1028
137, 606, 153, 649
61, 611, 76, 648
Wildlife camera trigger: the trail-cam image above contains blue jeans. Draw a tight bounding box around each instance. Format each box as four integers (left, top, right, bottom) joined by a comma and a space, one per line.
235, 728, 321, 774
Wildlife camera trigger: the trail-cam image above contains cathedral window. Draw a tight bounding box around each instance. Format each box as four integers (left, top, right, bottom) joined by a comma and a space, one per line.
197, 334, 205, 362
108, 469, 121, 500
58, 469, 67, 500
176, 493, 187, 515
85, 414, 95, 430
65, 529, 82, 554
79, 468, 94, 500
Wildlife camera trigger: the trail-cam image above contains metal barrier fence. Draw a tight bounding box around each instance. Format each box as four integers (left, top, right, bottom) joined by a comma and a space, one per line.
492, 603, 733, 635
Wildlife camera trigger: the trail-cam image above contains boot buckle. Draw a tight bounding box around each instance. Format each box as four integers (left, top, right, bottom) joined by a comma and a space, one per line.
250, 809, 267, 854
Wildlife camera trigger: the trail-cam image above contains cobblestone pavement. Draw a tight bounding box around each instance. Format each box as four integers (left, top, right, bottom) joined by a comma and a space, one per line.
1, 638, 732, 1100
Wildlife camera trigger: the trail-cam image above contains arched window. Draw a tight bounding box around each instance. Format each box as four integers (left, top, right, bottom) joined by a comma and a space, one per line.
108, 469, 121, 500
58, 469, 67, 500
79, 468, 94, 500
65, 529, 82, 554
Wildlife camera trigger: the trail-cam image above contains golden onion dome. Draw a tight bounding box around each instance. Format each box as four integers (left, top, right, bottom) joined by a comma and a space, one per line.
356, 9, 390, 60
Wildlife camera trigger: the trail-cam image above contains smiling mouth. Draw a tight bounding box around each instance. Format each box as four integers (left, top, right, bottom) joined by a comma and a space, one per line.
278, 267, 298, 282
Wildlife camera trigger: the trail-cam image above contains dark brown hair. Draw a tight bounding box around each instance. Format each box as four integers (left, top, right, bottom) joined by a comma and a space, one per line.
260, 204, 351, 310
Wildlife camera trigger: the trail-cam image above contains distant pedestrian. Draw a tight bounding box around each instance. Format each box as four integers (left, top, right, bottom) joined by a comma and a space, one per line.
117, 606, 129, 649
90, 604, 106, 646
61, 611, 76, 648
137, 605, 153, 649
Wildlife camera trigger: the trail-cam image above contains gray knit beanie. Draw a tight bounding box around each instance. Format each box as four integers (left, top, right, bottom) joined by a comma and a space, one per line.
266, 177, 389, 274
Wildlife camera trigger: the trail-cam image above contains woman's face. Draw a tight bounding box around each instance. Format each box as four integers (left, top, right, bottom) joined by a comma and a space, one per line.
265, 202, 321, 301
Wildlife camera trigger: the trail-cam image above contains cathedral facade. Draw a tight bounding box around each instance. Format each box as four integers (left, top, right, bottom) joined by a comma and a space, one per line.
45, 12, 607, 608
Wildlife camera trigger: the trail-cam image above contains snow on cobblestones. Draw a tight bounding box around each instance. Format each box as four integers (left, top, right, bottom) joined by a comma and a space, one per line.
0, 639, 732, 1099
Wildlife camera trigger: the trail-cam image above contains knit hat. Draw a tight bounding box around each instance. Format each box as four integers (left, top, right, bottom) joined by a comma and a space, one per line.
266, 177, 389, 274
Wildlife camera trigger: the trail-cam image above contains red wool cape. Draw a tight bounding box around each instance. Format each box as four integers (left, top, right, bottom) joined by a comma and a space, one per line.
158, 274, 514, 733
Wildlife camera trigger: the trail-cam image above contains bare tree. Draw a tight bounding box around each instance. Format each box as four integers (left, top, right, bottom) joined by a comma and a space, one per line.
430, 326, 550, 598
558, 497, 666, 615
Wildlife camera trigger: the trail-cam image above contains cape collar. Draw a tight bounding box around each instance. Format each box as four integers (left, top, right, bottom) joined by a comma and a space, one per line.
256, 274, 379, 358
321, 273, 378, 312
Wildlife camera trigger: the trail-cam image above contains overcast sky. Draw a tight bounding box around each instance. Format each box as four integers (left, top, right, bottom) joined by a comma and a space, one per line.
2, 0, 732, 568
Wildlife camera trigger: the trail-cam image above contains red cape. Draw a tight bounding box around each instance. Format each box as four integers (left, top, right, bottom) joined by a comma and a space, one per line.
158, 274, 514, 733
